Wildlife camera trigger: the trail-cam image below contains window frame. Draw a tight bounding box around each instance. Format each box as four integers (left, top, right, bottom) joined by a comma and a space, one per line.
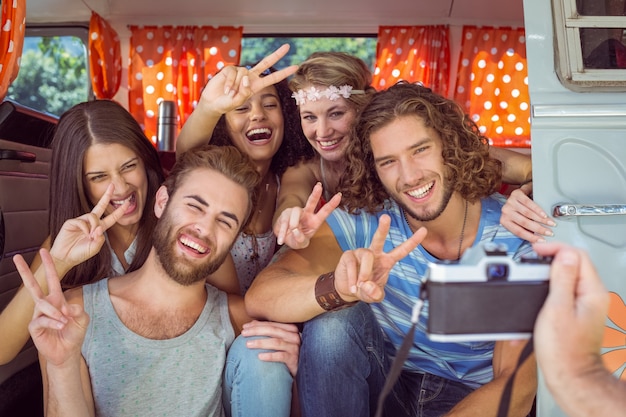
554, 0, 626, 91
12, 24, 94, 112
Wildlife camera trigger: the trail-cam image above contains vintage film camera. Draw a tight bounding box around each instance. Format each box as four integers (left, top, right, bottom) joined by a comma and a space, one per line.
425, 242, 552, 342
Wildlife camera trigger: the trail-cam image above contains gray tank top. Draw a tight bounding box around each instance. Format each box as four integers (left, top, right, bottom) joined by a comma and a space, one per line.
81, 279, 235, 417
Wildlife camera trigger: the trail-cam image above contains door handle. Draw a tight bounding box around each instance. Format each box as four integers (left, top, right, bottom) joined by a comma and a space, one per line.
552, 204, 626, 218
0, 149, 36, 162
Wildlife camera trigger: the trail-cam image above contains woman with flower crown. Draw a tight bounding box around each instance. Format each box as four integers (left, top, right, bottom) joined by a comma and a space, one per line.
272, 51, 534, 250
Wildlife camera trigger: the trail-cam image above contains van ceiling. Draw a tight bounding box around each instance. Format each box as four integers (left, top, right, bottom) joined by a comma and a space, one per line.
26, 0, 525, 33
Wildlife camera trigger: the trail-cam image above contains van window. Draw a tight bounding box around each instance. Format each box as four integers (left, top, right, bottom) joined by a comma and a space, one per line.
554, 0, 626, 90
241, 36, 377, 70
6, 25, 91, 116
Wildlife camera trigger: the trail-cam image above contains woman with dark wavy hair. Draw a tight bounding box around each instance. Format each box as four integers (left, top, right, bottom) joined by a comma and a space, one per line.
0, 99, 167, 365
177, 46, 314, 295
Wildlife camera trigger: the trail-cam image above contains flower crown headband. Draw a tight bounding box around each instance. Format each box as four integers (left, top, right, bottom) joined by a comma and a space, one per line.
291, 85, 365, 106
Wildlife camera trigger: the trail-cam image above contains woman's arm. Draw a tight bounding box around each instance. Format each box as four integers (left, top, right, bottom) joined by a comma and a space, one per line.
0, 239, 56, 365
273, 160, 318, 227
489, 147, 532, 184
175, 97, 224, 157
206, 253, 241, 295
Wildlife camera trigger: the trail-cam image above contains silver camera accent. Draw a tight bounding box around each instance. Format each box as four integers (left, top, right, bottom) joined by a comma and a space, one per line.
425, 242, 551, 342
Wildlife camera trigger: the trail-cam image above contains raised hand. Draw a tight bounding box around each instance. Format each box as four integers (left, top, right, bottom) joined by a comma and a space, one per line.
13, 249, 89, 367
334, 214, 428, 303
48, 183, 129, 272
240, 320, 301, 377
500, 182, 556, 242
198, 44, 298, 116
274, 182, 341, 249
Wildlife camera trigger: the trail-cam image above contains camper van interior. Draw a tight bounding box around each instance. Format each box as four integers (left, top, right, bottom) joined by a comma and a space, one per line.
2, 0, 626, 416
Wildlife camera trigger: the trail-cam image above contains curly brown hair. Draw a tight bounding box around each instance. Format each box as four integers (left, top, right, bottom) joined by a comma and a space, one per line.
339, 82, 501, 214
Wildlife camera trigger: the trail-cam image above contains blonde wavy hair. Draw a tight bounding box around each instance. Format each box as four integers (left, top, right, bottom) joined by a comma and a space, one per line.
289, 51, 376, 111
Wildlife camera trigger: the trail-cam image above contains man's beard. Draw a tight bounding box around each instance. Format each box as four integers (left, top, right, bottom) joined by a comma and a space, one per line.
152, 207, 231, 286
394, 175, 454, 223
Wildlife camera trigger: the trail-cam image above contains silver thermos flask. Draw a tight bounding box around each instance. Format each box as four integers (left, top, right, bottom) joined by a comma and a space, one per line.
157, 100, 177, 151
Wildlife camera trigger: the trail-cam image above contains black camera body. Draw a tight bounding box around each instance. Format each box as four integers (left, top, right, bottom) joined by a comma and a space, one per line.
425, 242, 551, 342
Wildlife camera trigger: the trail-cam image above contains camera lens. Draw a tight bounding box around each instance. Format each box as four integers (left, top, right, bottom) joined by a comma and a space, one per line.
486, 263, 509, 281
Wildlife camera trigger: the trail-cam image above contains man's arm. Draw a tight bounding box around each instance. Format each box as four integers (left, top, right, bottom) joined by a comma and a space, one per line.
248, 215, 427, 322
444, 339, 537, 417
13, 251, 95, 416
40, 334, 95, 417
41, 286, 94, 416
246, 221, 343, 323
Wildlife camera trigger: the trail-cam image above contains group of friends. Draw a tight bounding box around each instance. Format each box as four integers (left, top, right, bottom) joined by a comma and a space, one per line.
0, 44, 618, 417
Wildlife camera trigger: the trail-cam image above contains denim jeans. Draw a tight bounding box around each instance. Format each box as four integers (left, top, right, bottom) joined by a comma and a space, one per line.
223, 335, 293, 417
297, 302, 474, 417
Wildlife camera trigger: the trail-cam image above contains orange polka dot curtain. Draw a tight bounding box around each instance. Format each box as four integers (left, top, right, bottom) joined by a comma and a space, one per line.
0, 0, 25, 101
129, 26, 242, 144
89, 12, 122, 99
454, 26, 530, 147
373, 26, 450, 96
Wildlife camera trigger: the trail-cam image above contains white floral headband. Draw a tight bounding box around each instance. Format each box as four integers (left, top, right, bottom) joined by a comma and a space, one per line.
291, 85, 365, 106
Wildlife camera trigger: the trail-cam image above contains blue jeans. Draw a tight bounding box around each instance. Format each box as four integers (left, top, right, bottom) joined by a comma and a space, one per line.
223, 335, 293, 417
297, 302, 474, 417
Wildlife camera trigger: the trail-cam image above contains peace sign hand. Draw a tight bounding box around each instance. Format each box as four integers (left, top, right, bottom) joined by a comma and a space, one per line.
14, 249, 89, 367
48, 183, 129, 272
198, 44, 298, 116
333, 214, 428, 303
274, 183, 342, 249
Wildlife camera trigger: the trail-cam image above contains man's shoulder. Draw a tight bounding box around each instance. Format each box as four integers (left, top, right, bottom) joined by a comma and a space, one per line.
483, 193, 507, 208
480, 193, 508, 223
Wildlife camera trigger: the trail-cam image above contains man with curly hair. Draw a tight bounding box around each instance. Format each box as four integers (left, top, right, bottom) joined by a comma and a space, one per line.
246, 83, 537, 417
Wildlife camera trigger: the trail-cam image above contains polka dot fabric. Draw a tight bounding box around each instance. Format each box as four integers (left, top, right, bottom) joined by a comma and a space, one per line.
373, 25, 450, 96
128, 26, 242, 144
89, 12, 121, 99
0, 0, 25, 101
454, 26, 530, 148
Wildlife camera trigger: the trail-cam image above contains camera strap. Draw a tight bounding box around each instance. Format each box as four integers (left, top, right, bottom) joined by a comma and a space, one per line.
496, 337, 535, 417
374, 321, 416, 417
374, 289, 535, 417
374, 293, 426, 417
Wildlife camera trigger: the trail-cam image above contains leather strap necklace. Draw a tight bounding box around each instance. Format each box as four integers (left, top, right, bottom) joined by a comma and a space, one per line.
402, 199, 469, 261
457, 199, 469, 260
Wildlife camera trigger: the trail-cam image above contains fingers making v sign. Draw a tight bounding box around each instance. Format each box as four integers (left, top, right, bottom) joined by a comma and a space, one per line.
200, 44, 298, 115
334, 214, 428, 303
274, 182, 342, 249
13, 249, 89, 367
48, 183, 130, 271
